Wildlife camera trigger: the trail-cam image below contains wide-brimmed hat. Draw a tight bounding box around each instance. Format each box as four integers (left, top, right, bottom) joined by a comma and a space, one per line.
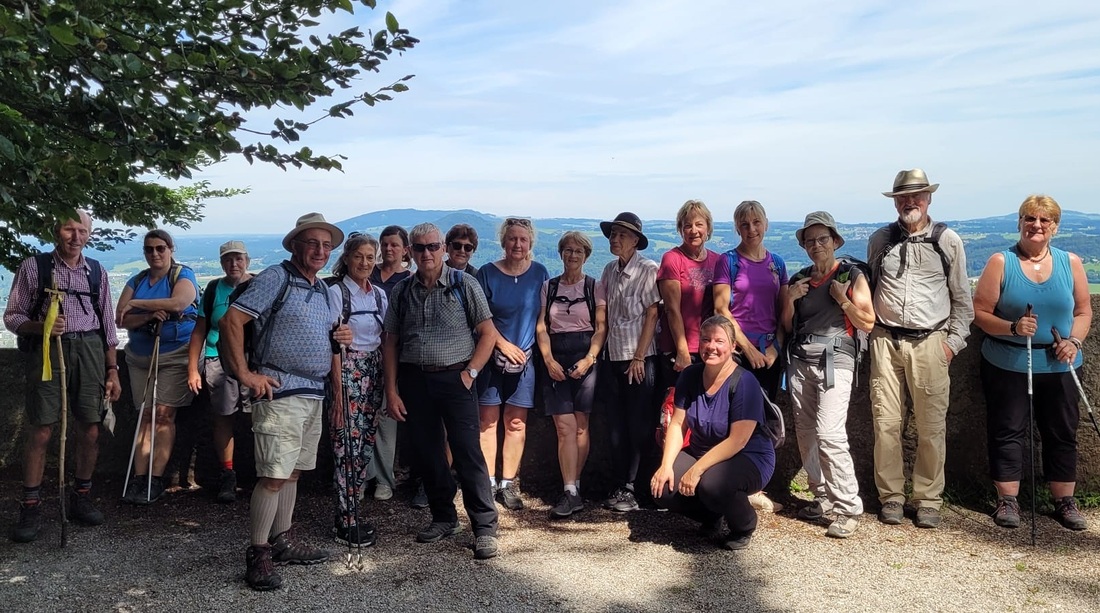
882, 168, 939, 197
795, 211, 845, 249
282, 212, 344, 251
219, 240, 248, 257
600, 212, 648, 250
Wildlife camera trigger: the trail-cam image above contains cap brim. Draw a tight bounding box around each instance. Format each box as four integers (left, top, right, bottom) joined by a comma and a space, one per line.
600, 221, 648, 250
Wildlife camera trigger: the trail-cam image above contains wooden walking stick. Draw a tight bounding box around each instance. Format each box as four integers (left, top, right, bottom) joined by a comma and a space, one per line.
57, 335, 69, 548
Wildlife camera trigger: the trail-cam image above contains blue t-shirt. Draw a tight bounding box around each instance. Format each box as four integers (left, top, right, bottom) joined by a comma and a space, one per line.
204, 277, 237, 358
231, 261, 339, 399
125, 266, 199, 356
674, 363, 776, 486
476, 261, 550, 351
981, 247, 1082, 374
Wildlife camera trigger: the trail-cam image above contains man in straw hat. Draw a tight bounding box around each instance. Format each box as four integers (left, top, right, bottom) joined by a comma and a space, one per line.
4, 209, 121, 543
221, 212, 352, 590
866, 169, 973, 529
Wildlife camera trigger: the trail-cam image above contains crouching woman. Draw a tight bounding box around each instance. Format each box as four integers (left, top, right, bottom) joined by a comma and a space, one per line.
650, 315, 775, 550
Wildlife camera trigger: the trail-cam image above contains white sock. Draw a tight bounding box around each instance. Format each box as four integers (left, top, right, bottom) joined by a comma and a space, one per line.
499, 479, 513, 489
564, 484, 578, 496
489, 476, 497, 488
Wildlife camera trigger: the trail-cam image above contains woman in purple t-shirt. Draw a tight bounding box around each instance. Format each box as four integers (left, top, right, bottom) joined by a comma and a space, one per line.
650, 316, 775, 550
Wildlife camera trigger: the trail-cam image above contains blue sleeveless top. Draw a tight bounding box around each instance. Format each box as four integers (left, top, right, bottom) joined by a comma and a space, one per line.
980, 247, 1081, 374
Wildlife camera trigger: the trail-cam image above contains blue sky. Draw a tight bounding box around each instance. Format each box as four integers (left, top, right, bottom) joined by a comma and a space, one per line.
191, 0, 1100, 234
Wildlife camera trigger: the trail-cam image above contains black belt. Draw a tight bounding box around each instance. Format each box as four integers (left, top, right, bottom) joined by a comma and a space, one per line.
877, 324, 941, 341
985, 335, 1054, 350
60, 330, 99, 340
419, 362, 466, 373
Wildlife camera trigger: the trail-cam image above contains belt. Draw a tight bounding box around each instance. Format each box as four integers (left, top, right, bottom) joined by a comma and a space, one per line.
60, 330, 99, 340
876, 324, 941, 341
985, 335, 1054, 350
419, 362, 466, 373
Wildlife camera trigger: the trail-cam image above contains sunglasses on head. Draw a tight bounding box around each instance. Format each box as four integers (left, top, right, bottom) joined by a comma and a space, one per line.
411, 242, 443, 253
143, 244, 169, 254
505, 217, 532, 227
449, 241, 475, 253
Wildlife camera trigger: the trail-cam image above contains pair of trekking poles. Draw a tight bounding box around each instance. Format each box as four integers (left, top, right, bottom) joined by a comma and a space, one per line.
122, 322, 162, 505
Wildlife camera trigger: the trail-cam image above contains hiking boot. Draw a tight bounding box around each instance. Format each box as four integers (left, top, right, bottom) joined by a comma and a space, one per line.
373, 483, 393, 501
993, 496, 1021, 529
914, 506, 942, 529
270, 528, 333, 566
699, 516, 724, 542
496, 481, 524, 511
245, 545, 283, 591
606, 488, 640, 513
416, 521, 462, 543
120, 477, 143, 505
748, 491, 783, 514
11, 503, 42, 543
409, 482, 429, 509
132, 476, 165, 506
216, 469, 237, 504
549, 491, 584, 519
70, 491, 105, 526
797, 498, 828, 522
878, 501, 904, 525
826, 514, 859, 538
474, 535, 499, 560
721, 531, 753, 551
333, 519, 377, 547
1054, 496, 1088, 531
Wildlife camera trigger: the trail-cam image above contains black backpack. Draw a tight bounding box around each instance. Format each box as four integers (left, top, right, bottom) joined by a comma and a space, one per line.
872, 221, 951, 287
323, 276, 384, 326
543, 274, 596, 329
788, 255, 871, 388
727, 367, 786, 448
16, 252, 106, 352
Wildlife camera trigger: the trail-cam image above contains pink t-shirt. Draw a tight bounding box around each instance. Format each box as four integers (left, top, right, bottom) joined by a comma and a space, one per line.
712, 251, 788, 336
541, 277, 607, 334
657, 247, 720, 353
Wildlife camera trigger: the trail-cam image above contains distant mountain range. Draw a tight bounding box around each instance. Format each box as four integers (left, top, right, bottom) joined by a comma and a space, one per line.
3, 209, 1100, 303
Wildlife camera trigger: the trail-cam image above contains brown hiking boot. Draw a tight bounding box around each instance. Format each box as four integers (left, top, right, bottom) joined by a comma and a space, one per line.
245, 545, 282, 591
1054, 496, 1087, 531
270, 527, 333, 566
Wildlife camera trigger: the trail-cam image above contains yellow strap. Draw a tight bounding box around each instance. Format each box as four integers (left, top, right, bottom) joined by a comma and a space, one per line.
41, 287, 64, 381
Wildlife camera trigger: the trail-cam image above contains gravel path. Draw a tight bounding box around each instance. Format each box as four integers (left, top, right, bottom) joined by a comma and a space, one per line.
1, 479, 1098, 613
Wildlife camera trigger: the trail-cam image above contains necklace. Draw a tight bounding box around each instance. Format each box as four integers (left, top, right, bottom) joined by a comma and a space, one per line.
1026, 248, 1049, 271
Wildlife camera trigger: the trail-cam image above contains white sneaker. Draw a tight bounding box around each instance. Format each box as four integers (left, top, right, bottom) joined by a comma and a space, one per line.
374, 484, 394, 501
748, 491, 783, 513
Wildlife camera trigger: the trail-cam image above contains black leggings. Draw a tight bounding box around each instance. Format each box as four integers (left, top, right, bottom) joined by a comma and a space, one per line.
654, 451, 762, 537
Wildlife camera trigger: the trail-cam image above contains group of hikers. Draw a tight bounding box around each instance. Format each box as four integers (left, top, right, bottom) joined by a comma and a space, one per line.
4, 168, 1092, 592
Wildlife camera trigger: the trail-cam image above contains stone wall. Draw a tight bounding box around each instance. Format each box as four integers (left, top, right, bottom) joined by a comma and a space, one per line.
2, 296, 1098, 500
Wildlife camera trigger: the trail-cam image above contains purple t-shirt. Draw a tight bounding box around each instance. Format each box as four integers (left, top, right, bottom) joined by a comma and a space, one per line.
674, 364, 775, 486
657, 247, 720, 354
713, 251, 788, 339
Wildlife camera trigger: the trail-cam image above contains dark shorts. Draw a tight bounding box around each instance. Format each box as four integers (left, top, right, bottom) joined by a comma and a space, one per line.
204, 357, 250, 416
542, 332, 597, 416
24, 333, 106, 426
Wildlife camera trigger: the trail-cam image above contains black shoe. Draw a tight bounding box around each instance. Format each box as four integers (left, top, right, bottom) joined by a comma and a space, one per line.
333, 519, 377, 547
410, 482, 429, 509
216, 469, 237, 504
609, 488, 639, 513
416, 521, 461, 543
721, 531, 753, 551
699, 516, 724, 542
1054, 496, 1088, 531
474, 535, 499, 560
496, 481, 524, 511
245, 545, 283, 591
270, 527, 333, 566
914, 506, 942, 529
549, 492, 583, 519
993, 496, 1021, 529
70, 491, 105, 526
11, 503, 42, 543
878, 501, 904, 525
131, 476, 165, 506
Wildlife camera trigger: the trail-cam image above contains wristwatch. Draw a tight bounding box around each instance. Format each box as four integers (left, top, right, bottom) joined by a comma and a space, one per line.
465, 367, 479, 379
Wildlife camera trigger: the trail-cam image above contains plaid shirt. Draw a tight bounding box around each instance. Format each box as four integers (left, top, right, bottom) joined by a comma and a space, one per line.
383, 265, 493, 367
3, 251, 119, 346
600, 252, 660, 361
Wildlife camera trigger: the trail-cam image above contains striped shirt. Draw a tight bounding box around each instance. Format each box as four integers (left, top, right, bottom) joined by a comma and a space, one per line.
600, 252, 660, 361
3, 251, 119, 347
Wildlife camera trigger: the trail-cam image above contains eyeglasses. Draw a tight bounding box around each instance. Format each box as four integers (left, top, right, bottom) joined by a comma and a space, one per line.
411, 242, 443, 253
505, 217, 532, 227
449, 241, 475, 253
802, 236, 833, 248
1021, 215, 1055, 228
143, 244, 168, 254
561, 248, 586, 256
295, 239, 334, 252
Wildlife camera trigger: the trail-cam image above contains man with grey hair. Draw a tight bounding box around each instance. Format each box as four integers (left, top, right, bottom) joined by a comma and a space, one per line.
867, 169, 974, 529
4, 210, 121, 543
383, 222, 501, 560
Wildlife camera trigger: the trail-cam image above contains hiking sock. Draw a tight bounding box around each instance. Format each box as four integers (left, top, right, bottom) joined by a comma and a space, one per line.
489, 476, 497, 489
74, 478, 92, 495
22, 485, 42, 506
272, 480, 298, 537
222, 461, 234, 471
250, 486, 281, 545
499, 479, 513, 489
564, 484, 578, 496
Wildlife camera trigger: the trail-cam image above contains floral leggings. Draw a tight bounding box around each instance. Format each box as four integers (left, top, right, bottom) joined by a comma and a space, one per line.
331, 348, 383, 528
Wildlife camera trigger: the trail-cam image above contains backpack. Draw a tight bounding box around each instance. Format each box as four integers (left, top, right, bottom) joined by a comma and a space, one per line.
16, 252, 105, 352
394, 268, 470, 329
723, 249, 786, 302
323, 276, 384, 327
201, 278, 219, 322
218, 261, 331, 383
872, 221, 951, 287
544, 274, 596, 330
728, 367, 786, 449
132, 263, 202, 317
788, 255, 871, 389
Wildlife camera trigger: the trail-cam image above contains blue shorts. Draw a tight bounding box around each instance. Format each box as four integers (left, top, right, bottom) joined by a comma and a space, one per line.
477, 358, 536, 409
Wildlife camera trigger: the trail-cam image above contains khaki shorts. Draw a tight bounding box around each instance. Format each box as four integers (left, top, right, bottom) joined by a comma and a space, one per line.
251, 395, 323, 479
24, 333, 106, 426
127, 344, 195, 410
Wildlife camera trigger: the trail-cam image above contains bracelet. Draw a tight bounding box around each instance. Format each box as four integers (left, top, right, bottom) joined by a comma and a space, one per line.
631, 357, 645, 363
587, 353, 598, 361
1068, 336, 1083, 350
106, 364, 119, 371
1010, 319, 1020, 337
840, 301, 851, 310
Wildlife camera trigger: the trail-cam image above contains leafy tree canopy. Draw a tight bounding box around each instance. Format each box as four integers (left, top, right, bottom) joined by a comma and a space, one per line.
0, 0, 416, 269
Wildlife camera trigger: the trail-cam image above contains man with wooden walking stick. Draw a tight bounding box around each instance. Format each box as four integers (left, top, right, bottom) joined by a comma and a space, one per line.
3, 210, 122, 543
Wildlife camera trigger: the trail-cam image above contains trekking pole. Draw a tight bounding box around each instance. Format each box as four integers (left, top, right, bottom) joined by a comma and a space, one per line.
57, 335, 69, 548
147, 329, 162, 502
1025, 304, 1036, 547
338, 346, 363, 570
1051, 327, 1100, 438
122, 360, 154, 501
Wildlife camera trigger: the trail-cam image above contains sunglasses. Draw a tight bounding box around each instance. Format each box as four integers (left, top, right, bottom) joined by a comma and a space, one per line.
505, 217, 532, 227
449, 241, 475, 253
802, 236, 833, 248
411, 242, 443, 253
143, 244, 169, 254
